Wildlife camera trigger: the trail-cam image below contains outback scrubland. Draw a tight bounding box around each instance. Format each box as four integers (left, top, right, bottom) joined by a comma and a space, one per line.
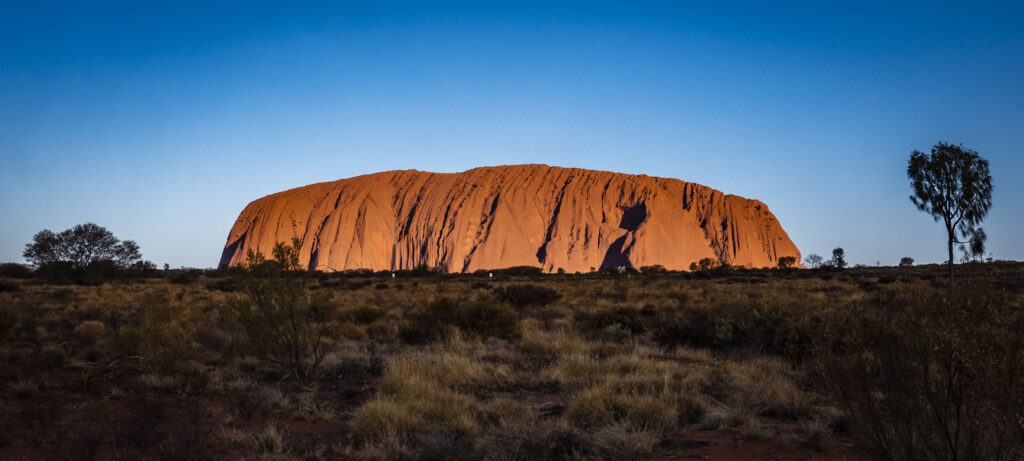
1, 260, 1022, 460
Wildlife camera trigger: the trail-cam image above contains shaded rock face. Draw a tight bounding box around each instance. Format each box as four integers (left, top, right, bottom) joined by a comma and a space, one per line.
220, 165, 801, 272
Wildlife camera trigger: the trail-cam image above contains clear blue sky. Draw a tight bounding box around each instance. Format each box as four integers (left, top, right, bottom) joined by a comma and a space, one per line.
2, 1, 1022, 268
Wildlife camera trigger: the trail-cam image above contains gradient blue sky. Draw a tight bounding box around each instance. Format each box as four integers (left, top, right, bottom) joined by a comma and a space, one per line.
2, 1, 1022, 268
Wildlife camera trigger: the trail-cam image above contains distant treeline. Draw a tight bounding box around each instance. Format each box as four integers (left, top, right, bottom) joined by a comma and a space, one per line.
1, 259, 1020, 288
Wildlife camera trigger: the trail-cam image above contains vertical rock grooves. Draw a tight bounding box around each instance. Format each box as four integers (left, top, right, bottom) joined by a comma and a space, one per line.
220, 164, 801, 272
536, 176, 573, 266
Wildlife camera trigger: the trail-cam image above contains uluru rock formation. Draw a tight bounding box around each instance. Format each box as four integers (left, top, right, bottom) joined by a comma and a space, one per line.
220, 165, 801, 272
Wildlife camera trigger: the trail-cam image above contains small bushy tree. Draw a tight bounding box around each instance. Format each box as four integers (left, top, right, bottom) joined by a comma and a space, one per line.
639, 264, 667, 274
777, 256, 796, 269
271, 238, 302, 271
899, 257, 914, 267
0, 263, 31, 278
804, 254, 824, 269
689, 257, 721, 272
829, 248, 846, 269
23, 223, 141, 269
230, 238, 331, 378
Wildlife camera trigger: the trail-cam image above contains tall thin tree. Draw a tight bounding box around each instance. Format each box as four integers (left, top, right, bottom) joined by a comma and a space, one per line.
907, 142, 992, 280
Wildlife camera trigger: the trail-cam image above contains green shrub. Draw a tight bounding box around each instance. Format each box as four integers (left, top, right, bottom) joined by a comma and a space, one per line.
493, 284, 561, 309
639, 265, 667, 274
815, 278, 1024, 460
230, 285, 334, 375
342, 305, 386, 324
230, 240, 336, 376
651, 302, 818, 359
746, 303, 818, 359
651, 306, 720, 348
205, 277, 240, 292
456, 299, 521, 340
689, 258, 721, 271
492, 266, 543, 276
399, 297, 460, 344
0, 263, 31, 278
584, 305, 646, 335
602, 323, 632, 341
168, 268, 203, 284
399, 297, 520, 344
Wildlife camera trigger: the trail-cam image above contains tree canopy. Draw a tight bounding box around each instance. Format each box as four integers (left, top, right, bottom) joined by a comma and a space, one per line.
23, 223, 141, 269
829, 248, 846, 269
907, 142, 992, 278
803, 254, 824, 269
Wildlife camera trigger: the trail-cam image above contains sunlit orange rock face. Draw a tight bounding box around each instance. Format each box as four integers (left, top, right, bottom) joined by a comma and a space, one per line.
220, 165, 801, 272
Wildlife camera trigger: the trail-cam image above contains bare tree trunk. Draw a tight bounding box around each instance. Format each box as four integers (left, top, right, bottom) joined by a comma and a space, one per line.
947, 228, 954, 282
